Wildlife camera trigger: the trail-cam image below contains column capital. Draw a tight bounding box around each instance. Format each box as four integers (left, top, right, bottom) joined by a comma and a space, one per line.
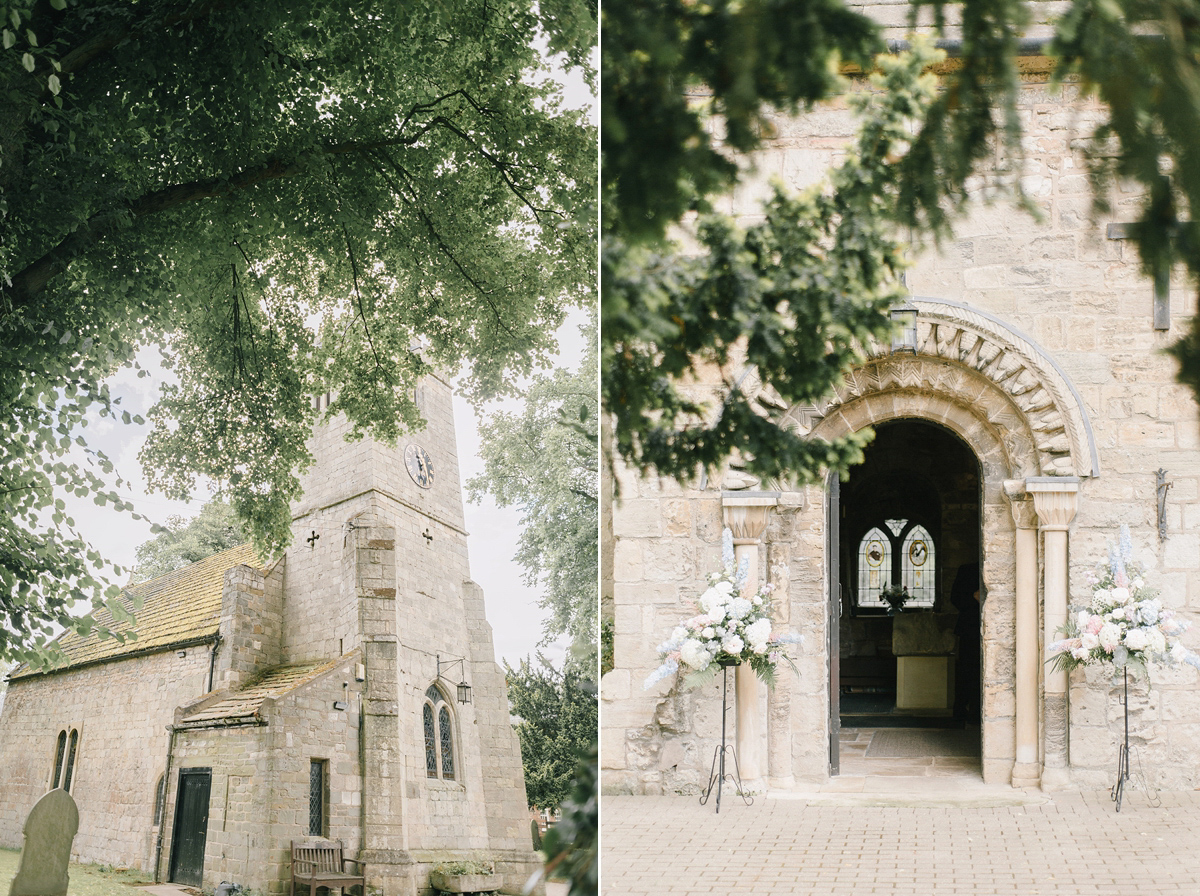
721, 491, 779, 544
1026, 477, 1080, 531
1003, 480, 1038, 530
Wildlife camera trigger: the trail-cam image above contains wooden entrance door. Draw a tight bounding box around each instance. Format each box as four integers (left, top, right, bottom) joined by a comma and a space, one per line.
169, 767, 211, 887
828, 474, 841, 775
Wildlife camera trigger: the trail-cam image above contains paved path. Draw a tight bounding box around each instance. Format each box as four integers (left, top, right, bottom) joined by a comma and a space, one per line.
602, 787, 1200, 894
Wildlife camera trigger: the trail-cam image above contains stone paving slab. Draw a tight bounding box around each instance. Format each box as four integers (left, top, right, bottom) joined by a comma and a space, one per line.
601, 790, 1200, 894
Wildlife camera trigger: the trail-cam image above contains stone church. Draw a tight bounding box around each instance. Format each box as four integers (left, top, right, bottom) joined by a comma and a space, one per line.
602, 24, 1200, 794
0, 372, 538, 895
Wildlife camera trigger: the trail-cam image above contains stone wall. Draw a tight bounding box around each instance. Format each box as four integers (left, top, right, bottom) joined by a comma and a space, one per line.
603, 65, 1200, 793
166, 655, 362, 895
216, 561, 284, 691
0, 648, 213, 869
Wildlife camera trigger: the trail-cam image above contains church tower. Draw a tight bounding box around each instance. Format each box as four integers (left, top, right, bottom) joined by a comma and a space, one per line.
282, 371, 537, 894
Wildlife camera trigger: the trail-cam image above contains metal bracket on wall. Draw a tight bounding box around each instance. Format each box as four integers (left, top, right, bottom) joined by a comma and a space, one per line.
1156, 469, 1172, 541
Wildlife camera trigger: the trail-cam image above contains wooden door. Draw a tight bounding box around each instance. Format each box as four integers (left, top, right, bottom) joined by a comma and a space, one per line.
169, 768, 211, 887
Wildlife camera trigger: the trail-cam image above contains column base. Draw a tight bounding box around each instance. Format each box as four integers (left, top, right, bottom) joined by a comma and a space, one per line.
1039, 765, 1072, 791
1010, 761, 1041, 789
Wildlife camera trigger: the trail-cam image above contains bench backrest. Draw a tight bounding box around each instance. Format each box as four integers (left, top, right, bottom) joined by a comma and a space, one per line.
292, 839, 344, 873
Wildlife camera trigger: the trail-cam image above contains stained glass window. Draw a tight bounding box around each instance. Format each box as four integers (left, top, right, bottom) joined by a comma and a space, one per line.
423, 685, 456, 781
423, 703, 437, 778
439, 707, 455, 781
857, 523, 937, 609
51, 730, 66, 790
857, 527, 891, 608
902, 526, 936, 606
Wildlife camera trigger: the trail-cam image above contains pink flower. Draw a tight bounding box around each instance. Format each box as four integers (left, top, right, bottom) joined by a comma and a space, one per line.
1086, 616, 1103, 635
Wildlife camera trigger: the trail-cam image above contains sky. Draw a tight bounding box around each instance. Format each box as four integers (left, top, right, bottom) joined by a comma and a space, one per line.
54, 309, 589, 672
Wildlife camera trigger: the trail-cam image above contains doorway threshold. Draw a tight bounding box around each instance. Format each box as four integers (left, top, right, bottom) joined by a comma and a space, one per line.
779, 725, 1048, 806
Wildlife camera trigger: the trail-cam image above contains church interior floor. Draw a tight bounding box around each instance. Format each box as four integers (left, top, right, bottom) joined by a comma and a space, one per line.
838, 725, 981, 778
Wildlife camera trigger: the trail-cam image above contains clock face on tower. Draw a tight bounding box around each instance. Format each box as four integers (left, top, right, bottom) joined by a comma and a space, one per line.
404, 444, 434, 489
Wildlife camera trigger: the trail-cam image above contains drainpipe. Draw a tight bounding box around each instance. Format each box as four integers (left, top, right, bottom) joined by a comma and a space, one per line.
207, 632, 222, 693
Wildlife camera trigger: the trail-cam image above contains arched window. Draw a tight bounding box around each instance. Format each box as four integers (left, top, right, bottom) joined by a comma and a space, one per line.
51, 730, 67, 790
62, 729, 79, 792
901, 525, 937, 606
856, 521, 938, 610
423, 685, 456, 781
857, 527, 891, 608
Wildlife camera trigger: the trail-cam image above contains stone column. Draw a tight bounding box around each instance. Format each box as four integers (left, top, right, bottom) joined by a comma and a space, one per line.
1027, 477, 1079, 790
722, 492, 779, 790
1003, 480, 1040, 788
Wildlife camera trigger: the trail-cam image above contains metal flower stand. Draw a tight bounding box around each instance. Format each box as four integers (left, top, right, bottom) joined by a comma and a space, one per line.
1109, 668, 1160, 812
1111, 669, 1131, 812
699, 660, 753, 813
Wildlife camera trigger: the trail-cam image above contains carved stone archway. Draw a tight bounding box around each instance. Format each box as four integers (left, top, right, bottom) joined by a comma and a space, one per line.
740, 300, 1092, 788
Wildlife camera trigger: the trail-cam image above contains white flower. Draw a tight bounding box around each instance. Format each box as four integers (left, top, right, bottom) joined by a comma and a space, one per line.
1145, 628, 1167, 655
1112, 587, 1130, 605
1133, 578, 1145, 591
714, 580, 734, 595
752, 596, 763, 606
1077, 610, 1092, 629
745, 618, 772, 653
728, 597, 753, 620
701, 627, 715, 639
1099, 623, 1121, 652
1171, 643, 1188, 665
1081, 633, 1100, 651
721, 635, 745, 656
1123, 628, 1148, 652
1111, 607, 1126, 621
699, 588, 729, 618
1072, 647, 1089, 660
680, 639, 713, 670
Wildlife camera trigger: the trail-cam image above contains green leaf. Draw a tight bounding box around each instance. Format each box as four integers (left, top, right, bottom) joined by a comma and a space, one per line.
2, 29, 13, 50
21, 51, 33, 72
50, 0, 67, 9
25, 27, 35, 47
47, 73, 59, 96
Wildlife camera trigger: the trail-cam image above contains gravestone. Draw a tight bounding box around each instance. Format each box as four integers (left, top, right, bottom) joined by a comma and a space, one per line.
8, 789, 79, 896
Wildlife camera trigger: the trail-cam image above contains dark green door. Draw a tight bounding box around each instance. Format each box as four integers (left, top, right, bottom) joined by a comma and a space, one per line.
169, 768, 211, 887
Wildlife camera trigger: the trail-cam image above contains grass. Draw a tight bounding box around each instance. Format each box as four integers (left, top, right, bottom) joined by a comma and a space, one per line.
0, 847, 156, 896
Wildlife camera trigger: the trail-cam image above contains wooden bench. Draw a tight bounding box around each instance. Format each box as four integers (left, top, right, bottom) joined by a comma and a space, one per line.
291, 839, 365, 896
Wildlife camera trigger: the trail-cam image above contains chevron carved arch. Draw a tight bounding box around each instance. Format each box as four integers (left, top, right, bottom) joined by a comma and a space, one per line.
743, 298, 1100, 479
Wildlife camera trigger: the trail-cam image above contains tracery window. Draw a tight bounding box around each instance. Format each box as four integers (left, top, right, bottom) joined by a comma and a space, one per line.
423, 685, 456, 781
856, 520, 937, 610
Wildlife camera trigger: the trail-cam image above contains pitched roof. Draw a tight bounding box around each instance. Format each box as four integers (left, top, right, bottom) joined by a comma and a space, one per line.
177, 657, 344, 727
11, 543, 262, 680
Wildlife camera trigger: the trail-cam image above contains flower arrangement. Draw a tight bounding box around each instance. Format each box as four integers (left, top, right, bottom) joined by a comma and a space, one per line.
644, 528, 802, 690
879, 584, 909, 615
1049, 525, 1199, 679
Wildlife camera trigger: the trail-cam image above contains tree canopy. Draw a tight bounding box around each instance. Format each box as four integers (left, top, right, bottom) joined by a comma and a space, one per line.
468, 320, 598, 672
0, 0, 596, 666
601, 0, 1200, 489
131, 497, 246, 583
505, 654, 597, 811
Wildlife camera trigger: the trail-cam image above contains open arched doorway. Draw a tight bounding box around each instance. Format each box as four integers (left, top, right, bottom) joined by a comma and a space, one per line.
833, 419, 983, 775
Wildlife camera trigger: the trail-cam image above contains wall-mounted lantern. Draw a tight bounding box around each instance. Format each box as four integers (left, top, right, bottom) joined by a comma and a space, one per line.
437, 655, 472, 704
